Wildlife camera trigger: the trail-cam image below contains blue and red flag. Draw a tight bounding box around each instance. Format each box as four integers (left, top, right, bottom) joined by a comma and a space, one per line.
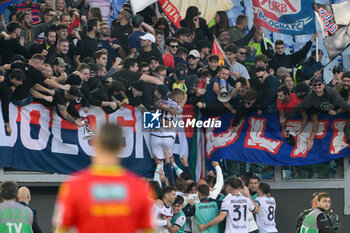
252, 0, 316, 35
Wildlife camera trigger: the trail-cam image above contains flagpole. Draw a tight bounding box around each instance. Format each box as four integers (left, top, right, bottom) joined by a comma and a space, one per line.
316, 36, 319, 62
309, 47, 348, 83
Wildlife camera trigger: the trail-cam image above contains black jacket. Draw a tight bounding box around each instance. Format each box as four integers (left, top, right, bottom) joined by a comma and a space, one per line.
180, 17, 213, 42
270, 40, 313, 72
288, 86, 350, 118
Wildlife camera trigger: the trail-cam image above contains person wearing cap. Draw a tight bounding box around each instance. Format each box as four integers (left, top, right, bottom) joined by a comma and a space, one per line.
52, 57, 68, 84
128, 14, 155, 58
276, 67, 292, 81
137, 33, 163, 65
287, 77, 350, 150
186, 74, 205, 106
295, 192, 319, 233
300, 192, 339, 233
187, 49, 202, 76
299, 49, 324, 83
111, 7, 133, 53
327, 65, 344, 88
53, 86, 84, 127
270, 34, 317, 73
52, 57, 67, 76
1, 21, 28, 65
98, 22, 126, 70
172, 67, 188, 101
334, 71, 350, 106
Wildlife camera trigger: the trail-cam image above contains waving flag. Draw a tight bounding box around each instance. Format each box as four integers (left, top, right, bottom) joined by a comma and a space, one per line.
212, 38, 228, 66
252, 0, 316, 35
0, 0, 16, 16
130, 0, 157, 14
313, 1, 350, 60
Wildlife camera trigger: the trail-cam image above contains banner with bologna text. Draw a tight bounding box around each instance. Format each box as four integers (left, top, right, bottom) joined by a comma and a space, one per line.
0, 103, 203, 180
205, 112, 350, 167
252, 0, 316, 35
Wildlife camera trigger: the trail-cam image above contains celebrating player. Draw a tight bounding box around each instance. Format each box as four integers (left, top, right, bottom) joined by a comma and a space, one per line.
255, 183, 278, 233
198, 178, 259, 233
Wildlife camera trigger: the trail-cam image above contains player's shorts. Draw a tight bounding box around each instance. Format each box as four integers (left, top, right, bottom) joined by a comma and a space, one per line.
150, 133, 175, 160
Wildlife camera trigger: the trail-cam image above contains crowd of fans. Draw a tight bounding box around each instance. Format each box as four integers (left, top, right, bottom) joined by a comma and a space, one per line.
0, 1, 347, 233
0, 2, 349, 146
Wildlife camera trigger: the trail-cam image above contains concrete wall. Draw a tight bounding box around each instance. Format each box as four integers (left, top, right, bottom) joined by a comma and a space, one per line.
28, 187, 350, 233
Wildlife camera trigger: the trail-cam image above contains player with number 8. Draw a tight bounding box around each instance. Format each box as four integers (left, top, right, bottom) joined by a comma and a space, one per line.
255, 183, 278, 233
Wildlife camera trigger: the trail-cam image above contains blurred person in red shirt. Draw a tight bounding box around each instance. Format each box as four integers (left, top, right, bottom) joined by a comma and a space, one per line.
52, 123, 155, 233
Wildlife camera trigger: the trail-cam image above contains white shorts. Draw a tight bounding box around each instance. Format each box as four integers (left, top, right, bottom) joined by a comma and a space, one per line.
150, 133, 175, 160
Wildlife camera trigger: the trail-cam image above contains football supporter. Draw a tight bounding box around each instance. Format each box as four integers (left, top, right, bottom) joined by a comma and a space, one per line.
52, 123, 154, 233
277, 85, 307, 137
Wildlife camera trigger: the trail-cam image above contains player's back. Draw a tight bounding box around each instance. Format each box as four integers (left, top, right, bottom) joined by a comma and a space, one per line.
53, 165, 154, 233
255, 196, 278, 232
222, 194, 255, 233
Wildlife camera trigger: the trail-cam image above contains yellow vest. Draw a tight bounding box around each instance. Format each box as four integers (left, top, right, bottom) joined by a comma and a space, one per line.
246, 38, 273, 66
172, 82, 188, 96
294, 65, 302, 85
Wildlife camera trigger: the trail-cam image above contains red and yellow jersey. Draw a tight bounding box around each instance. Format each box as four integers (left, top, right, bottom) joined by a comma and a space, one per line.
53, 165, 154, 233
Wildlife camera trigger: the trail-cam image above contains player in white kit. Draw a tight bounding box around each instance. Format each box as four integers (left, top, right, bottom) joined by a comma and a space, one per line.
152, 88, 185, 185
198, 178, 259, 233
153, 186, 177, 233
255, 183, 278, 233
